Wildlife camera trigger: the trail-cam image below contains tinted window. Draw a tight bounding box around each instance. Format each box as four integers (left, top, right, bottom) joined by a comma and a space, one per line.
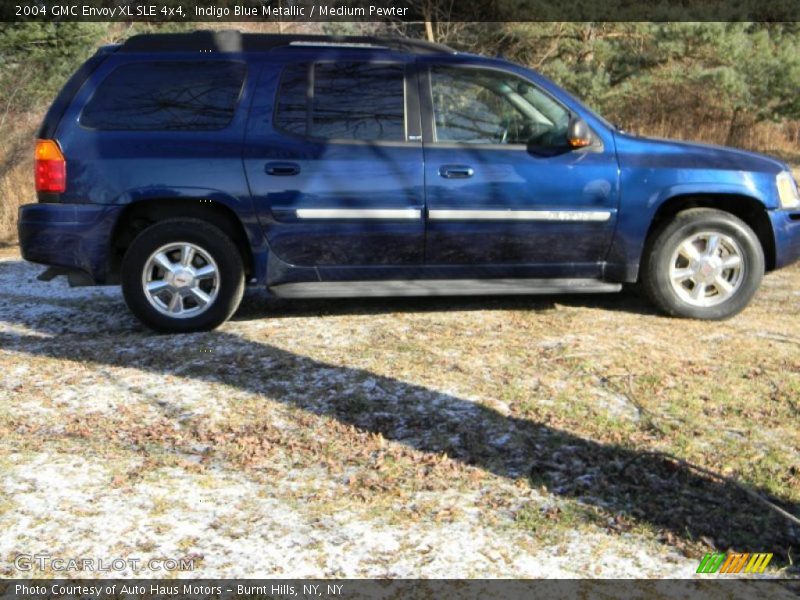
81, 62, 246, 130
275, 62, 405, 141
430, 66, 570, 146
274, 63, 309, 137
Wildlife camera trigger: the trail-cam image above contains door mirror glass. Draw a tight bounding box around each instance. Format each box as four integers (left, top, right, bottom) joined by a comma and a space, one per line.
567, 117, 593, 148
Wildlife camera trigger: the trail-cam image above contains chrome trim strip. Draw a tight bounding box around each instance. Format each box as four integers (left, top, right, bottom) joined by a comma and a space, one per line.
296, 208, 422, 220
428, 209, 612, 222
289, 42, 386, 49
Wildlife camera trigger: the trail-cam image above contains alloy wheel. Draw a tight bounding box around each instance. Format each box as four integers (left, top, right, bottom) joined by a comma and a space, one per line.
668, 231, 745, 308
141, 242, 220, 319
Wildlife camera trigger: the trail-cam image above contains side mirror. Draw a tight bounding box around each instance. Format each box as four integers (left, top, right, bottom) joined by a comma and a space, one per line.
567, 117, 592, 149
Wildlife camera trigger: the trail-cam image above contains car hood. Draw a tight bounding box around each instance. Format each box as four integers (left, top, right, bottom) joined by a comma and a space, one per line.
615, 132, 788, 175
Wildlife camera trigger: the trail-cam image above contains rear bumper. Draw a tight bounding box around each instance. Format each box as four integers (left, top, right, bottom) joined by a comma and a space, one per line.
18, 203, 123, 284
770, 209, 800, 270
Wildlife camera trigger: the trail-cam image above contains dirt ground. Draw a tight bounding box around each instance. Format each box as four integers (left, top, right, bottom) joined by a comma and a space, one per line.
0, 246, 798, 580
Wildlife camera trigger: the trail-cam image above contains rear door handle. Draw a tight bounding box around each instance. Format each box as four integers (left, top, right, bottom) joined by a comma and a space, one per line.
439, 165, 474, 179
265, 162, 300, 176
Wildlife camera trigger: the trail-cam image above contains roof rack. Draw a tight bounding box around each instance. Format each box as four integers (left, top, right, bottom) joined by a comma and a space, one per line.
120, 31, 456, 55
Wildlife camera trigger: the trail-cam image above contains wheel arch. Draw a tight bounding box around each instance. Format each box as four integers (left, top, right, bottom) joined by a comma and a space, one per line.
109, 197, 254, 284
643, 193, 775, 273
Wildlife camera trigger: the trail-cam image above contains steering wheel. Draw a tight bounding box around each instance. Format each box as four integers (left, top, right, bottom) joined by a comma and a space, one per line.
526, 122, 558, 146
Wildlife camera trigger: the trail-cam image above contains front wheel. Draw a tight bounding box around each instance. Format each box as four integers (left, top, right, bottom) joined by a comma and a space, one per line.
121, 219, 245, 333
641, 208, 764, 320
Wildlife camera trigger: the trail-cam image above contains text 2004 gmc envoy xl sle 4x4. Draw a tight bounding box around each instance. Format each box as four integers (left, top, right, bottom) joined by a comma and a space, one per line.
18, 31, 800, 332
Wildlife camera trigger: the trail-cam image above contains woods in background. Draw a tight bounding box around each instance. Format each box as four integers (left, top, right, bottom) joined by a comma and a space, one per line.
1, 21, 799, 242
409, 22, 800, 149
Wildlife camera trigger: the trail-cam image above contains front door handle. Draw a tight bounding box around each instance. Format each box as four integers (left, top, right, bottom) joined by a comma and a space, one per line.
439, 165, 474, 179
265, 162, 300, 176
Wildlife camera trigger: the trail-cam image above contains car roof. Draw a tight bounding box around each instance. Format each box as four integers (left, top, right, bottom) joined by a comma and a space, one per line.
120, 30, 457, 56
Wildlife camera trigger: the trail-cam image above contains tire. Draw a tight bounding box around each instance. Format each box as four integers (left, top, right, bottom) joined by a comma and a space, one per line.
121, 218, 245, 333
641, 208, 764, 320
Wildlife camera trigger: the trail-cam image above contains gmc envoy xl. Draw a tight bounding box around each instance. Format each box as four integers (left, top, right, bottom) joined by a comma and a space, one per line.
18, 31, 800, 331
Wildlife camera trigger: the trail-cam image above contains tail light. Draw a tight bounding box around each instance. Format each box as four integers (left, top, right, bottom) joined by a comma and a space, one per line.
35, 139, 66, 193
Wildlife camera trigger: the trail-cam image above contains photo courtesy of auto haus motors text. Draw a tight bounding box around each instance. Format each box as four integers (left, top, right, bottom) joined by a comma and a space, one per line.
14, 584, 340, 597
15, 586, 218, 597
0, 1, 799, 599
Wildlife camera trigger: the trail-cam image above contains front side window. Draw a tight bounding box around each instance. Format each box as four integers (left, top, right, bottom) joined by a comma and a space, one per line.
274, 62, 406, 141
81, 61, 246, 131
430, 66, 570, 146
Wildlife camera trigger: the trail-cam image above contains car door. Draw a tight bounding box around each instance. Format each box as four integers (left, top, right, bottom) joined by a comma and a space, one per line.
420, 62, 619, 277
244, 55, 424, 274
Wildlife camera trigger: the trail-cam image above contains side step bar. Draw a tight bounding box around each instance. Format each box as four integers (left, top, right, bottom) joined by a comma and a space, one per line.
269, 278, 622, 299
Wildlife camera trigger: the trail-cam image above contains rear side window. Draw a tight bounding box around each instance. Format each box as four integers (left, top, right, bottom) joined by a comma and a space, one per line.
275, 62, 406, 141
80, 61, 246, 131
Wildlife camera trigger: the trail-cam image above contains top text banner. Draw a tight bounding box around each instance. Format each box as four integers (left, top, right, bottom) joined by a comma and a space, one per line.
3, 0, 800, 22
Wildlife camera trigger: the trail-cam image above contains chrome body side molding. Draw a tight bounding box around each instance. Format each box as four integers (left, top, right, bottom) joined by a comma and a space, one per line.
294, 209, 611, 221
295, 208, 422, 219
427, 209, 612, 222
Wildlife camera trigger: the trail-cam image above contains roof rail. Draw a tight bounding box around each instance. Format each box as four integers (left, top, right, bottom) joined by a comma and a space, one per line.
120, 31, 456, 55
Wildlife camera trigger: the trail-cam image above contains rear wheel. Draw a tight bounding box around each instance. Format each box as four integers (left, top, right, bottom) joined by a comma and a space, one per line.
642, 208, 764, 320
121, 219, 245, 332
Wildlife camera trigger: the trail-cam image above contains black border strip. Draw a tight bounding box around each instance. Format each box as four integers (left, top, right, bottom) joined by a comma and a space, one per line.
3, 0, 800, 22
1, 579, 800, 600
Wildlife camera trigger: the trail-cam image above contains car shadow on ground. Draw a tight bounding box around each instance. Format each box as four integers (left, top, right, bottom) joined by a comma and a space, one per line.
1, 259, 798, 567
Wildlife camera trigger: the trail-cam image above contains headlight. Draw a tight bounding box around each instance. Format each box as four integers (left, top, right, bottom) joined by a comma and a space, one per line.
777, 171, 800, 209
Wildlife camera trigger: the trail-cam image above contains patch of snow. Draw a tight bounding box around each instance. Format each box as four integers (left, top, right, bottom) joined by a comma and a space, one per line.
592, 388, 641, 423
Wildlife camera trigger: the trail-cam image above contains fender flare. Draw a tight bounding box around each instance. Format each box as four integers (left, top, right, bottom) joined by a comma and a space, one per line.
110, 186, 269, 284
647, 182, 774, 213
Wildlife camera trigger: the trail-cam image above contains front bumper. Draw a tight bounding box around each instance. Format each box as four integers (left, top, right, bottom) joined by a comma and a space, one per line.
18, 203, 124, 284
770, 209, 800, 270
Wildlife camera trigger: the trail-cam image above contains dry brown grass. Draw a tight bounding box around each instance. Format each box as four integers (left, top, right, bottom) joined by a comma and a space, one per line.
1, 252, 798, 576
630, 119, 800, 161
0, 110, 39, 245
0, 162, 32, 245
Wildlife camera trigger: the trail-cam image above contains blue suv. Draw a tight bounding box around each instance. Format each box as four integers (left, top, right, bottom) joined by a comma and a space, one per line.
18, 31, 800, 332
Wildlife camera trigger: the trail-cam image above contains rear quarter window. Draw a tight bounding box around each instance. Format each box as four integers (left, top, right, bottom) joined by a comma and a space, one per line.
80, 61, 246, 131
274, 61, 406, 141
